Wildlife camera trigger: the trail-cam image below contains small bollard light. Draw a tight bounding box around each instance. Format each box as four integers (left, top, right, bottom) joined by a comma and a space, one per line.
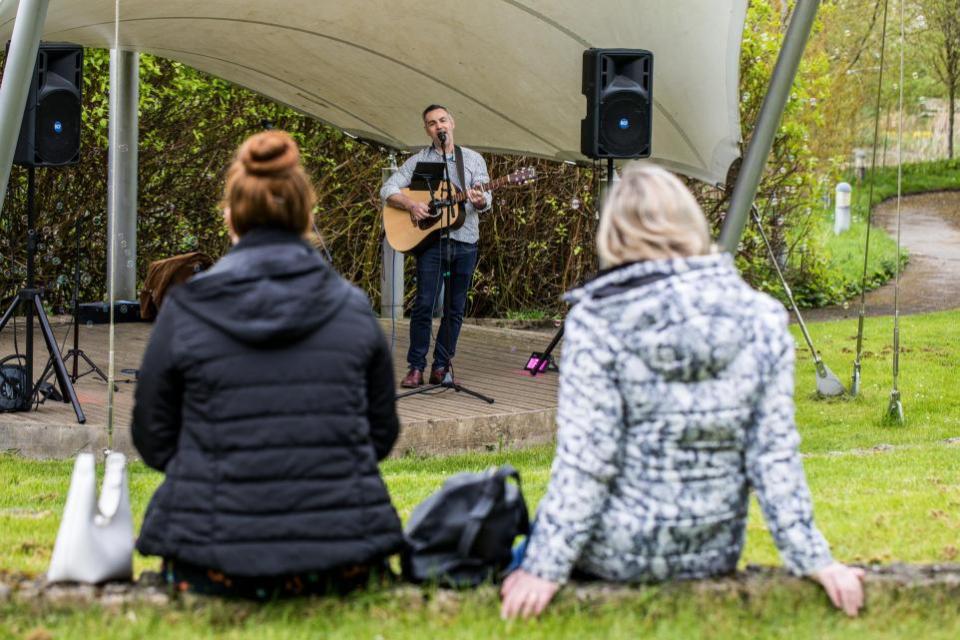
854, 149, 867, 183
834, 182, 852, 235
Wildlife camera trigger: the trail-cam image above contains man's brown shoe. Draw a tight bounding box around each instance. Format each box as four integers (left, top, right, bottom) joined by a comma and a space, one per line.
401, 369, 423, 388
429, 367, 457, 385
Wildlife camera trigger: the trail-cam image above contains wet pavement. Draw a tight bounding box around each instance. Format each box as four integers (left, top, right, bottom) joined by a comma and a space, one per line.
802, 191, 960, 323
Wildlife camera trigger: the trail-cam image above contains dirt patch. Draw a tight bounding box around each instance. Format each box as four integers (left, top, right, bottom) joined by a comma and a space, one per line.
804, 191, 960, 322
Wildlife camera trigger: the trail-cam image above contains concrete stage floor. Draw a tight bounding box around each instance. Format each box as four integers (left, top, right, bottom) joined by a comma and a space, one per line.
0, 317, 560, 459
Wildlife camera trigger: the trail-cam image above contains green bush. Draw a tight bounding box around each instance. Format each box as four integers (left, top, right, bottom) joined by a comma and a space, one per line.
0, 3, 887, 316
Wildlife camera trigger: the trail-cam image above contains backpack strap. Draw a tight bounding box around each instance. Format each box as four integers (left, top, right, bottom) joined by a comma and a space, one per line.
456, 465, 526, 557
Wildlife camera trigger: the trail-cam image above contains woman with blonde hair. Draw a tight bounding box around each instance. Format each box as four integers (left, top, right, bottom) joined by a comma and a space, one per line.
132, 131, 403, 599
501, 162, 864, 618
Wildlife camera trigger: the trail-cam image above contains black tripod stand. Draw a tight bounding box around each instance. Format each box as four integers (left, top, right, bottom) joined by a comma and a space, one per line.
0, 166, 85, 423
39, 210, 110, 388
524, 158, 617, 377
397, 142, 494, 404
524, 326, 563, 377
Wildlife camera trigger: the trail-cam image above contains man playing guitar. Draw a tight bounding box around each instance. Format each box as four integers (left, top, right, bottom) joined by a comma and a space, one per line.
381, 104, 491, 388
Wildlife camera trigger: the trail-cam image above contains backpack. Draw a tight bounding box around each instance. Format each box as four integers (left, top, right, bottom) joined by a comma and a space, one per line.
0, 355, 28, 412
402, 465, 530, 588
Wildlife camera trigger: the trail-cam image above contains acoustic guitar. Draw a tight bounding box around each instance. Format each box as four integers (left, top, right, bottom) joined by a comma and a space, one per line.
382, 167, 536, 253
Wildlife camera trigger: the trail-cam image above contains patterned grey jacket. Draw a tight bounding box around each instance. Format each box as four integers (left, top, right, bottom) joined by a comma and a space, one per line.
521, 253, 833, 584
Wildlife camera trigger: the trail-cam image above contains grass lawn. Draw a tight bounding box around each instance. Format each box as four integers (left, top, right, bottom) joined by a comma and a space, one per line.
2, 310, 960, 638
817, 213, 901, 299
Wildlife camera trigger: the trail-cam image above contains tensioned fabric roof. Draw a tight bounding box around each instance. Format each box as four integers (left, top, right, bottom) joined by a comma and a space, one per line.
0, 1, 748, 184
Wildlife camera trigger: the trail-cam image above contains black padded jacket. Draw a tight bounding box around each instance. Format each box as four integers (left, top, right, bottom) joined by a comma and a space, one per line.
131, 228, 403, 576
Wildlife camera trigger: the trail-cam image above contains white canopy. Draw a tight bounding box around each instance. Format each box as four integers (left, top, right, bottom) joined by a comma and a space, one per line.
0, 0, 748, 184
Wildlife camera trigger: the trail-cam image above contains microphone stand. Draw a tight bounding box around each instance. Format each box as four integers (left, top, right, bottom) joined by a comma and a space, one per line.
397, 133, 494, 404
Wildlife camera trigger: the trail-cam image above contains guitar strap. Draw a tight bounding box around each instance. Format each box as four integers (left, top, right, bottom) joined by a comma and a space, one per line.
454, 145, 467, 218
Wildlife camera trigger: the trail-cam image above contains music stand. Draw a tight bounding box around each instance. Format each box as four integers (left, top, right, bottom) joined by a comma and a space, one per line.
410, 161, 445, 192
397, 153, 494, 405
404, 162, 445, 233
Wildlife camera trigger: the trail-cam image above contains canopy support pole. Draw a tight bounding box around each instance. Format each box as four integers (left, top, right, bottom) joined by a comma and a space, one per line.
106, 49, 139, 301
380, 154, 404, 320
0, 0, 50, 218
719, 0, 820, 253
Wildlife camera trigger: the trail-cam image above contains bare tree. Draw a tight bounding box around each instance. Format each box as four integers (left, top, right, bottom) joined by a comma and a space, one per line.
924, 0, 960, 158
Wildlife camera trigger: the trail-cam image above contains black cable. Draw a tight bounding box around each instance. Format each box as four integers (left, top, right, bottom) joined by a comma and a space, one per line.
389, 237, 397, 355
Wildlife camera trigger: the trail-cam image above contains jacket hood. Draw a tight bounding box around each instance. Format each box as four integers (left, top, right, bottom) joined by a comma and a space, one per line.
171, 228, 352, 345
566, 253, 757, 382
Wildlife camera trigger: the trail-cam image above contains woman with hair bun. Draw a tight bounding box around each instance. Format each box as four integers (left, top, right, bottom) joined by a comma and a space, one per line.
132, 130, 404, 599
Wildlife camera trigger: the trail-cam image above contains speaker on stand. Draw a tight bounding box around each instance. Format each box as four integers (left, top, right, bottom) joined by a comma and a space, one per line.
13, 42, 83, 167
0, 42, 86, 422
524, 49, 655, 377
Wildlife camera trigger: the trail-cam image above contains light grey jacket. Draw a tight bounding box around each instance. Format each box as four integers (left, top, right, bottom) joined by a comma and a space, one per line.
521, 253, 833, 584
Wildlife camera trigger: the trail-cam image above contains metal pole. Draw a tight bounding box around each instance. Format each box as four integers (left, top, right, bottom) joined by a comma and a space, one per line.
380, 154, 404, 320
25, 166, 35, 391
106, 49, 140, 301
0, 0, 50, 218
719, 0, 821, 253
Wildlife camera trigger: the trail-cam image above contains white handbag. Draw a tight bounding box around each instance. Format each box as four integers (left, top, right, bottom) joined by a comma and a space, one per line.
47, 452, 134, 583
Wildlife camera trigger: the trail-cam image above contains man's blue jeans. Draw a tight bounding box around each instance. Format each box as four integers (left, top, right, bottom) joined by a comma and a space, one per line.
408, 239, 478, 372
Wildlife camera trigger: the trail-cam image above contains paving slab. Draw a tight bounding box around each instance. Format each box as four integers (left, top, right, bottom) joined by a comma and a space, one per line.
0, 319, 560, 459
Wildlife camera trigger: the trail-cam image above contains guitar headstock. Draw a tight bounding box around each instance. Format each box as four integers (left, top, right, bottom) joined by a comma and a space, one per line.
507, 166, 537, 186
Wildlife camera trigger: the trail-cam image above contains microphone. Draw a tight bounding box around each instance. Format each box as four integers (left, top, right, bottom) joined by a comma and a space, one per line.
437, 131, 447, 145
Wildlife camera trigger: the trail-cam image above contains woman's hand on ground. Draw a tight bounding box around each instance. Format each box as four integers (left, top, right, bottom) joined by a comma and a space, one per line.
811, 562, 866, 617
500, 569, 560, 619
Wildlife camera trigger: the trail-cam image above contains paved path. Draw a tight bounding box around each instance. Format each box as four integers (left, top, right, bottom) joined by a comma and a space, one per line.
803, 191, 960, 322
0, 319, 560, 459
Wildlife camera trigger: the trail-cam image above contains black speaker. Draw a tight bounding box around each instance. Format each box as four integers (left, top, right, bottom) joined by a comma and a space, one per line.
580, 48, 653, 159
10, 42, 83, 167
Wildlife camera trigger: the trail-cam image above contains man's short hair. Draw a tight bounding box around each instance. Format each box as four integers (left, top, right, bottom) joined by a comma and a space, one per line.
422, 104, 451, 120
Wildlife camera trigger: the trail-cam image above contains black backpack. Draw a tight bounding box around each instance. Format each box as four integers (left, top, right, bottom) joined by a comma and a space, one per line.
0, 355, 28, 412
402, 465, 530, 588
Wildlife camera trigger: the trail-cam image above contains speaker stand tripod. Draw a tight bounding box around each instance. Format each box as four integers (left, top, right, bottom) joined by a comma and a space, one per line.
39, 209, 110, 389
523, 158, 617, 376
524, 325, 563, 377
0, 166, 85, 423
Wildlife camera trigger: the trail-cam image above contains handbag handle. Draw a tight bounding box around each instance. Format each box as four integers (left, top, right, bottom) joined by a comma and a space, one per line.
456, 465, 525, 558
95, 453, 127, 524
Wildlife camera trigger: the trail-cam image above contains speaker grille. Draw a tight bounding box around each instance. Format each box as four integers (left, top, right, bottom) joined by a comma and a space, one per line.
11, 43, 83, 167
599, 90, 649, 157
36, 89, 81, 165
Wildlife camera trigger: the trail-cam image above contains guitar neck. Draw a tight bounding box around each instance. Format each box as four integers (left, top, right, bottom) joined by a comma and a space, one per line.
450, 174, 513, 204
